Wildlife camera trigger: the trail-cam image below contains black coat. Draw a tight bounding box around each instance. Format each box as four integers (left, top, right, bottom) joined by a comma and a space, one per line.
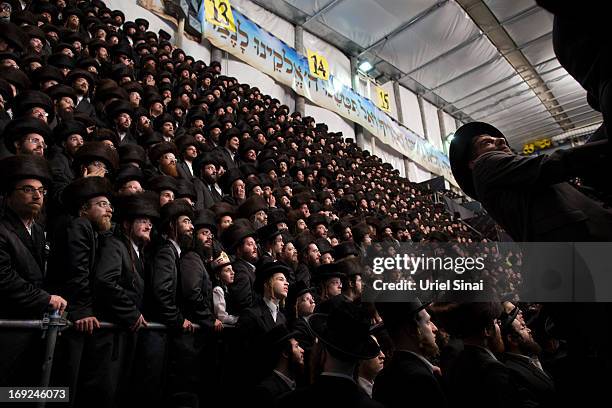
177, 160, 193, 180
279, 375, 384, 408
253, 371, 293, 404
503, 353, 556, 408
194, 178, 223, 210
178, 250, 214, 329
228, 257, 256, 315
145, 240, 184, 328
215, 146, 240, 170
48, 150, 76, 214
373, 350, 447, 408
93, 232, 144, 327
0, 209, 50, 318
472, 149, 612, 241
239, 295, 287, 340
46, 216, 98, 321
446, 345, 531, 408
294, 263, 311, 287
75, 97, 97, 119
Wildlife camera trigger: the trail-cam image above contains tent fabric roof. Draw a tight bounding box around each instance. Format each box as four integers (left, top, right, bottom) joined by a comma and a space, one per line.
251, 0, 602, 148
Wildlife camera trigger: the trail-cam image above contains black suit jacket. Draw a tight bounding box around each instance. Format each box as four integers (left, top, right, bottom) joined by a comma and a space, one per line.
193, 178, 223, 210
178, 250, 214, 329
48, 150, 76, 214
279, 375, 384, 408
373, 351, 447, 408
0, 210, 50, 318
446, 345, 531, 408
46, 216, 97, 321
75, 97, 97, 119
177, 160, 193, 180
93, 232, 144, 327
228, 257, 256, 314
503, 353, 556, 408
145, 240, 184, 328
215, 146, 239, 170
239, 295, 287, 340
473, 149, 612, 241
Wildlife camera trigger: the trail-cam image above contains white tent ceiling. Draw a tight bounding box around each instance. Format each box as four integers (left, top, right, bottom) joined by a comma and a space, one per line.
249, 0, 602, 148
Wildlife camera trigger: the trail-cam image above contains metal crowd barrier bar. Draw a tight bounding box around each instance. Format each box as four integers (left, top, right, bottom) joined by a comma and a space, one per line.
0, 314, 224, 408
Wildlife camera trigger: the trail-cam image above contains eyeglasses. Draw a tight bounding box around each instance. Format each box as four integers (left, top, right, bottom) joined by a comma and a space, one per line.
91, 200, 113, 210
90, 160, 109, 173
15, 186, 47, 196
25, 138, 47, 148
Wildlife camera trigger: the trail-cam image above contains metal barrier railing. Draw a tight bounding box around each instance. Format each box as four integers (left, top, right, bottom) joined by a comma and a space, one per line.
0, 312, 226, 408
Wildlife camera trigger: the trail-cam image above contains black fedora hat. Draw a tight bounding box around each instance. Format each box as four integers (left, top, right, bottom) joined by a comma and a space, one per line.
375, 292, 430, 334
287, 280, 316, 309
160, 199, 194, 227
220, 223, 256, 253
0, 155, 52, 192
313, 262, 346, 285
62, 177, 113, 215
308, 296, 380, 360
449, 121, 506, 199
257, 223, 283, 244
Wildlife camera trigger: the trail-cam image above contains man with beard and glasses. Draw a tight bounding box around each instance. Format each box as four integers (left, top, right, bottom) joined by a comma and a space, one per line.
253, 325, 305, 404
67, 69, 96, 119
500, 306, 556, 408
373, 299, 447, 408
149, 141, 180, 178
92, 192, 157, 408
0, 155, 67, 387
3, 116, 52, 157
137, 200, 195, 407
193, 152, 223, 209
46, 177, 113, 402
220, 224, 259, 315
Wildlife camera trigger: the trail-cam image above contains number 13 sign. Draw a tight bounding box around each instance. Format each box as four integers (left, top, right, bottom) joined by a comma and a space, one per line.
205, 0, 236, 32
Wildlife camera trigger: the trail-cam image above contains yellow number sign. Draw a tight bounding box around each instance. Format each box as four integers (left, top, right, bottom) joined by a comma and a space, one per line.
205, 0, 236, 32
307, 49, 330, 81
376, 86, 390, 112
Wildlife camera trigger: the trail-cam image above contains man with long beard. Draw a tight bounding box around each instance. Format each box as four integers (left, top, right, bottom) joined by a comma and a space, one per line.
373, 299, 447, 408
0, 155, 67, 386
46, 83, 77, 127
46, 176, 113, 400
67, 69, 96, 119
135, 200, 195, 406
193, 152, 223, 209
149, 141, 180, 178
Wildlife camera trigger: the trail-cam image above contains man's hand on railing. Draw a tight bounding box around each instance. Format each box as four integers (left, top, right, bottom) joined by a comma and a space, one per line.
182, 318, 195, 333
214, 319, 224, 333
49, 295, 67, 315
130, 314, 148, 332
74, 316, 101, 335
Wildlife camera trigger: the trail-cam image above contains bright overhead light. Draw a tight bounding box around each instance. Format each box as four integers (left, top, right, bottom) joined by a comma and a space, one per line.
359, 61, 373, 72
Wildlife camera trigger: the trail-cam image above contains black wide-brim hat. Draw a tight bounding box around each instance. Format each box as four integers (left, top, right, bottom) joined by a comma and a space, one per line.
3, 117, 52, 153
147, 174, 177, 194
220, 223, 257, 253
257, 223, 283, 243
160, 199, 194, 227
0, 155, 51, 192
449, 121, 506, 199
118, 143, 146, 166
287, 280, 316, 307
115, 191, 160, 221
73, 141, 120, 173
53, 120, 87, 144
62, 177, 113, 215
13, 90, 54, 121
238, 195, 268, 219
308, 297, 380, 360
193, 209, 217, 234
254, 259, 292, 293
375, 292, 431, 332
148, 141, 178, 165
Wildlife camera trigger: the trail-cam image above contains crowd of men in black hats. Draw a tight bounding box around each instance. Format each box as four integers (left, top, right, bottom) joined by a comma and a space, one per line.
0, 1, 608, 407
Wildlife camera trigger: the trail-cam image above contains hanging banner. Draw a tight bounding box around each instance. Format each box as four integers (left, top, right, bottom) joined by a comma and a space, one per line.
199, 3, 454, 183
376, 86, 390, 112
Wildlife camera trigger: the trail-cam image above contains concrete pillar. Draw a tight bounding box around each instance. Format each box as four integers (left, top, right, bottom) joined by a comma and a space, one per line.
211, 46, 223, 67
393, 80, 404, 124
294, 25, 306, 115
175, 17, 185, 48
417, 94, 429, 140
437, 108, 448, 155
350, 56, 365, 149
370, 132, 376, 155
403, 157, 411, 181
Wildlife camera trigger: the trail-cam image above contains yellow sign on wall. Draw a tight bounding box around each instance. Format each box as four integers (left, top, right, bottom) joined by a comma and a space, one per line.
306, 49, 330, 81
205, 0, 236, 32
376, 86, 390, 112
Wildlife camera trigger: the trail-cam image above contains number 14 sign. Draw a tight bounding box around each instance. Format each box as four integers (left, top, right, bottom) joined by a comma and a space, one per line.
307, 49, 330, 81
